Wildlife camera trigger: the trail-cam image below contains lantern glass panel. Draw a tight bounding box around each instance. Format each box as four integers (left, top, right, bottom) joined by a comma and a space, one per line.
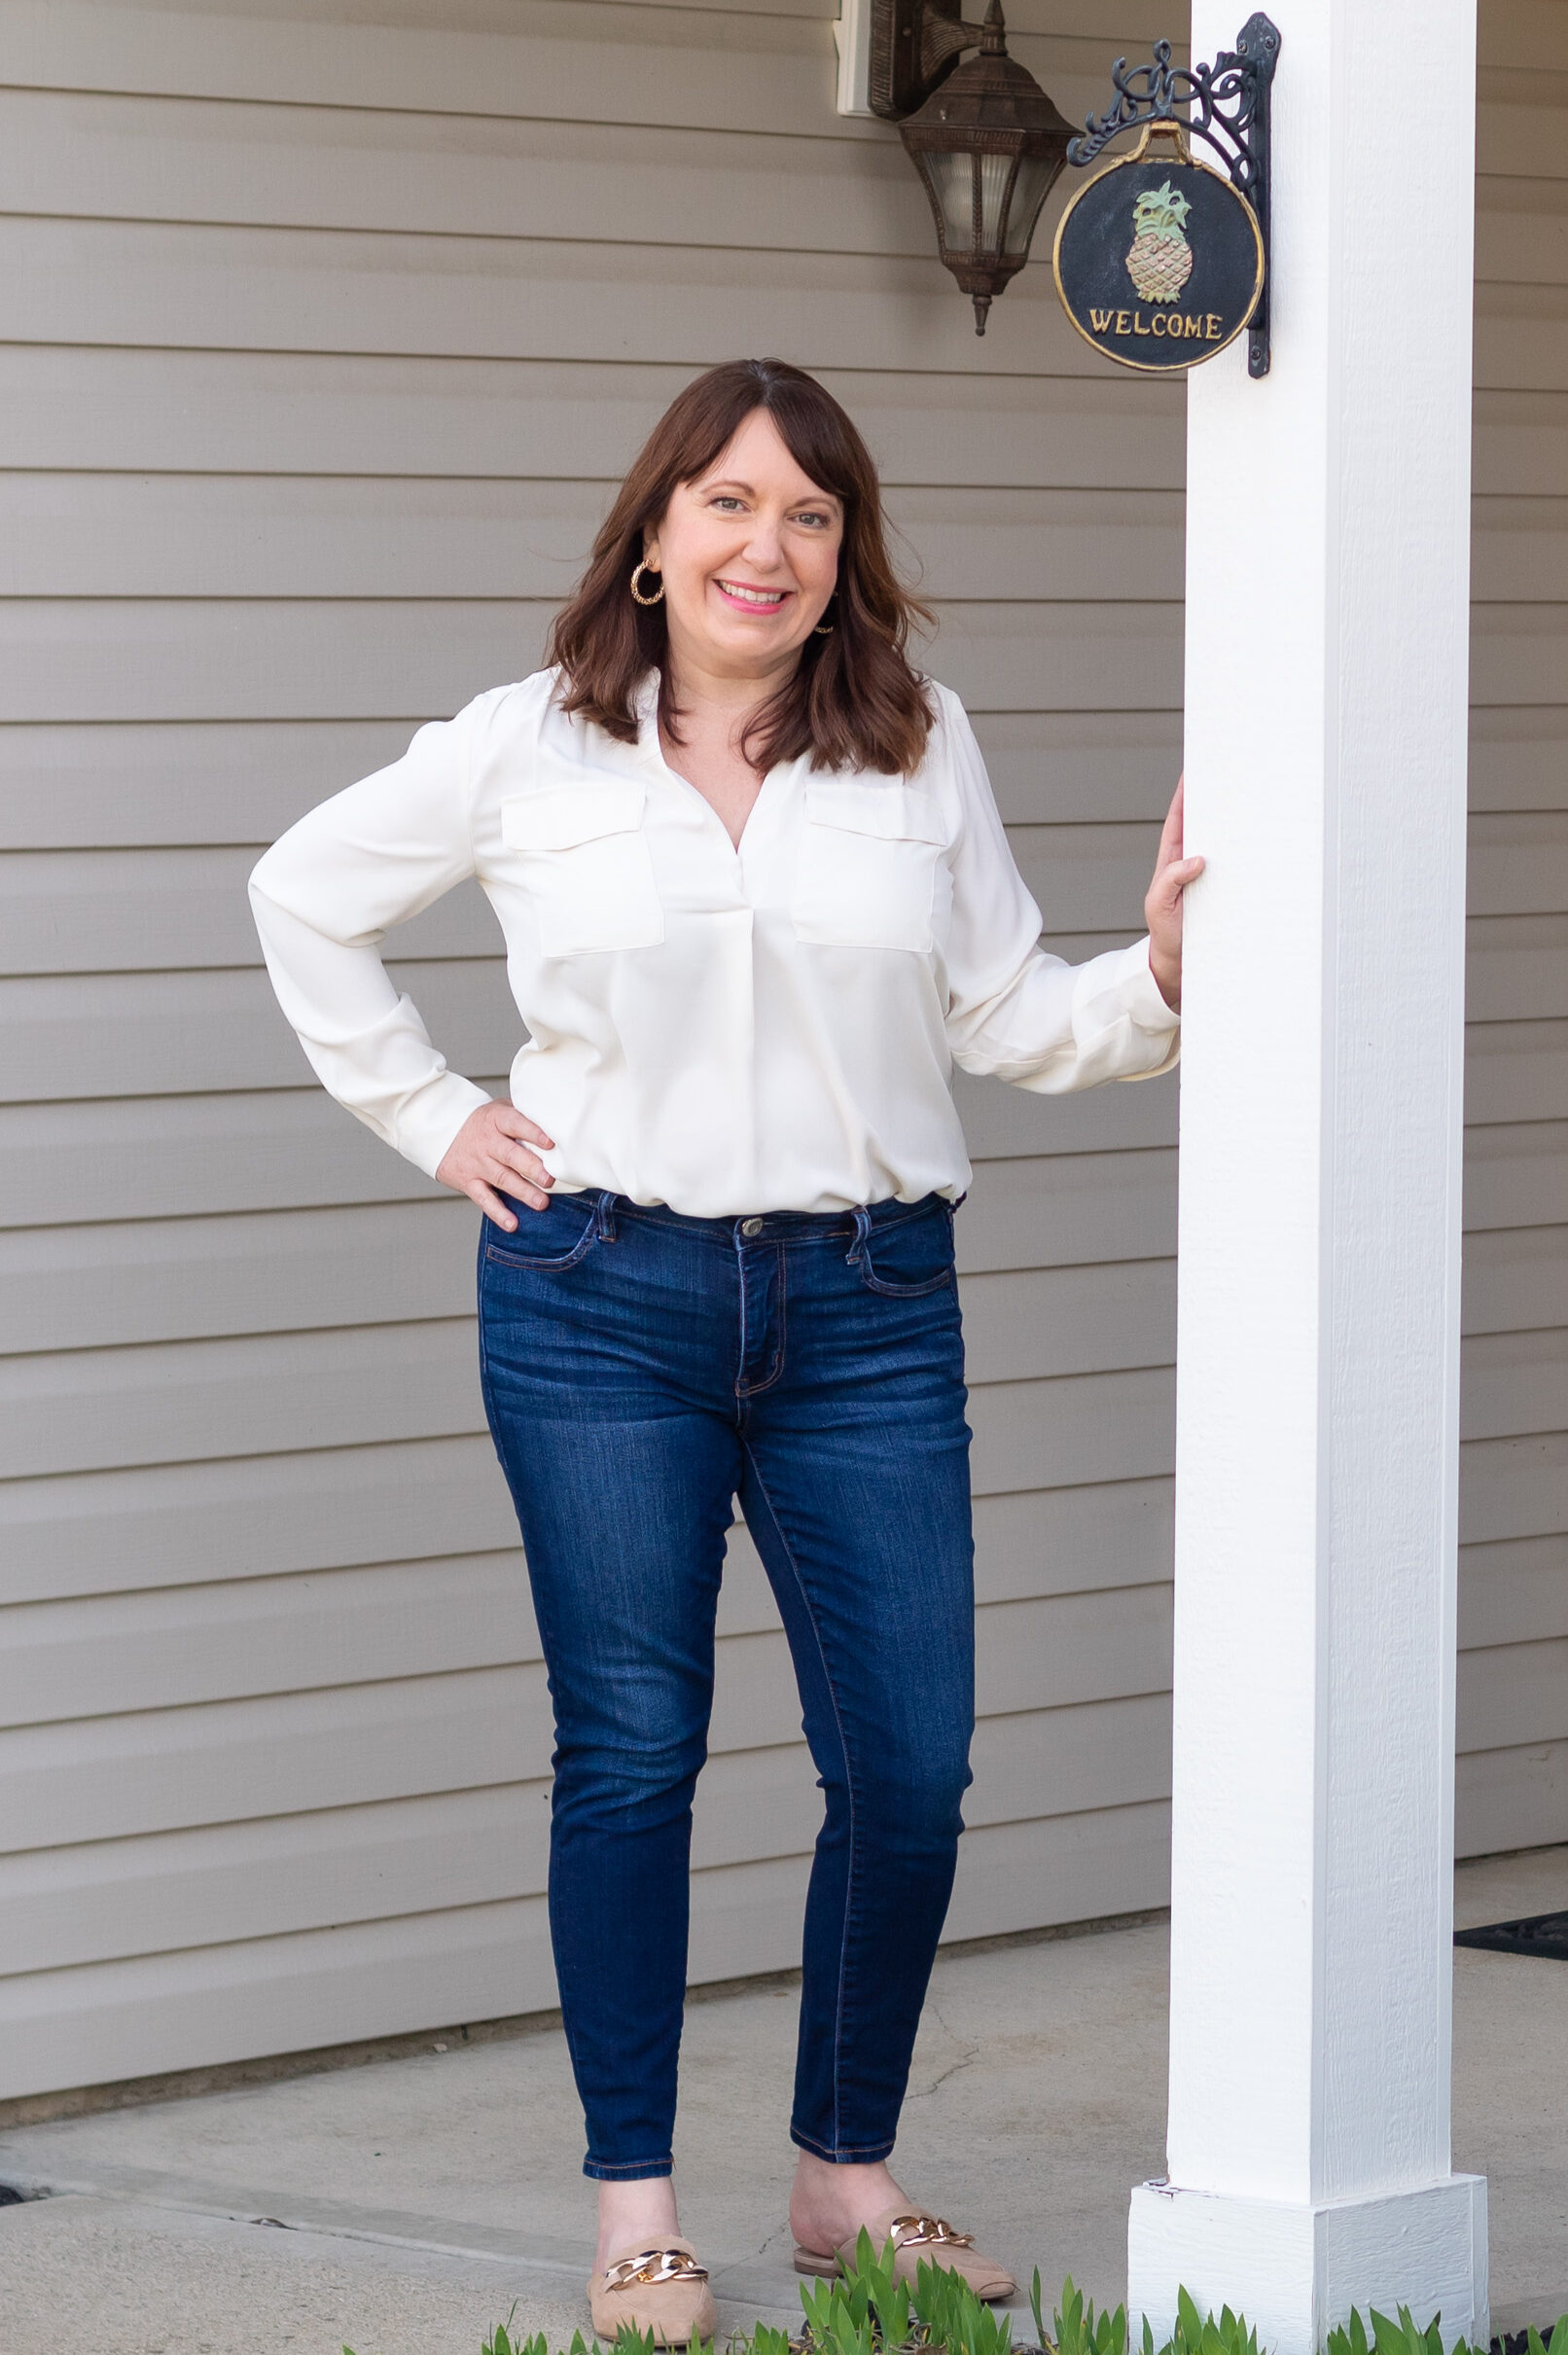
1003, 152, 1060, 255
978, 149, 1016, 254
925, 149, 976, 254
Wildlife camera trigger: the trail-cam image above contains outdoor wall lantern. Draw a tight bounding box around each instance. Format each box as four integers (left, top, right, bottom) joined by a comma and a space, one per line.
837, 3, 1279, 368
853, 0, 1075, 335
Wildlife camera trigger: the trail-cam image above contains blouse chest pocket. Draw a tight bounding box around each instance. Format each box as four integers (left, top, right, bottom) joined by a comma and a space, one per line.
500, 779, 664, 959
790, 781, 946, 954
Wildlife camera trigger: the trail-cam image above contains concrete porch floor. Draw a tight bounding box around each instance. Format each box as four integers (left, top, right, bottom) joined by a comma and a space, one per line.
1, 1847, 1564, 2355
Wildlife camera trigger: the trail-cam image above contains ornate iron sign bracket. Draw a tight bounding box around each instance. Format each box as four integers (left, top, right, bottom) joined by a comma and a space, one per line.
1068, 14, 1280, 375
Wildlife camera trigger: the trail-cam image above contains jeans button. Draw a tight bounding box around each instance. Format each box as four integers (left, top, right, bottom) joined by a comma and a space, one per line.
740, 1217, 765, 1237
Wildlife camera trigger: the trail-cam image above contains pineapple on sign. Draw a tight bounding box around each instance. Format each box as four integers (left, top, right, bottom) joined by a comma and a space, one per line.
1126, 179, 1194, 303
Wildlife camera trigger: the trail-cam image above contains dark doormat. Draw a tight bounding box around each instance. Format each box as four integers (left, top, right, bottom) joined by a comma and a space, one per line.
1454, 1909, 1568, 1957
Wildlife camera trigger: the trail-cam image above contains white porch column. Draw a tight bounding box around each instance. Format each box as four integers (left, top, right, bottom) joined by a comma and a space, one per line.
1125, 2, 1486, 2351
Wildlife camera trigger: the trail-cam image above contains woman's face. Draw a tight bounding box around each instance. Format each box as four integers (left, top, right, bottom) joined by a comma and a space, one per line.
645, 408, 844, 682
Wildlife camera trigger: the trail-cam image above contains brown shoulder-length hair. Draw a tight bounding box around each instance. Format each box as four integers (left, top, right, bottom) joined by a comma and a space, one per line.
547, 358, 933, 776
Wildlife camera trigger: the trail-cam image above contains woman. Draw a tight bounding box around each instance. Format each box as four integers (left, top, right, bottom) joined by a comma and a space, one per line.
251, 358, 1199, 2346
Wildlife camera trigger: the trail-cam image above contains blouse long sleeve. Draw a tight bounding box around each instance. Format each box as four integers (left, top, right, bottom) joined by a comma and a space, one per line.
248, 696, 496, 1178
937, 691, 1180, 1092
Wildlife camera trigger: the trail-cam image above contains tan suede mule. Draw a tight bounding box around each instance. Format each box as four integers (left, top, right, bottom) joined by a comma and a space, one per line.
587, 2238, 718, 2347
793, 2206, 1017, 2302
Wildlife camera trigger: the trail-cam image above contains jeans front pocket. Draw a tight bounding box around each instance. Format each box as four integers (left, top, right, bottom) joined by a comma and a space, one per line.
850, 1200, 955, 1298
483, 1191, 603, 1272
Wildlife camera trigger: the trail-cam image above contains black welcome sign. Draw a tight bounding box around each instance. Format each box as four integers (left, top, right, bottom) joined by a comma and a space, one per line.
1052, 127, 1264, 373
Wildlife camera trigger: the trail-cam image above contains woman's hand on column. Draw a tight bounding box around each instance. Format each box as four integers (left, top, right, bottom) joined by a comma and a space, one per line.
1145, 774, 1204, 1013
436, 1100, 556, 1230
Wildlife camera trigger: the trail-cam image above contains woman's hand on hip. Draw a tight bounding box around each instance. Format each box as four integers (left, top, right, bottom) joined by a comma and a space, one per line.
1145, 774, 1204, 1013
436, 1100, 556, 1230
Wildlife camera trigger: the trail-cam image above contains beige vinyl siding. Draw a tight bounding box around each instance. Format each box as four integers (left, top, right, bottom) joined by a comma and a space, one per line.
1455, 0, 1568, 1857
0, 0, 1187, 2104
0, 0, 1556, 2108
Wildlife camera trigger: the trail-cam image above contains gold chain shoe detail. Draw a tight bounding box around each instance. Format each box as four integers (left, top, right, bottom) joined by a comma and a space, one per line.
600, 2248, 711, 2293
886, 2213, 977, 2252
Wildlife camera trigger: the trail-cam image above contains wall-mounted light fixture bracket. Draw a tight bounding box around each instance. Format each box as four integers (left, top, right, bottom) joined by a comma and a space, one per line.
1068, 14, 1280, 375
865, 0, 990, 121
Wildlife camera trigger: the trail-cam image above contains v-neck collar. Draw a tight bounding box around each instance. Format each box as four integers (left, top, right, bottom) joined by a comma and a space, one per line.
634, 669, 781, 859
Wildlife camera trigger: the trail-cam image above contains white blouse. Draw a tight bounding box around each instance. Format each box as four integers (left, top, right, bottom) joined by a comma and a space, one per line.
249, 669, 1179, 1218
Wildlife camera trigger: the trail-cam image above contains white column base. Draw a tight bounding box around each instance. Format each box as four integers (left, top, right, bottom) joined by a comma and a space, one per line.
1128, 2176, 1489, 2355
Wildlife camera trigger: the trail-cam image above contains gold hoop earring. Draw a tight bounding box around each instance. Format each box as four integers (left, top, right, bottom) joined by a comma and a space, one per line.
813, 597, 837, 636
629, 558, 664, 608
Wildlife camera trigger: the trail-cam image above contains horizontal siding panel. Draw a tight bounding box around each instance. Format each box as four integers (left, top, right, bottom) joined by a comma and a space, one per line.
0, 1316, 488, 1480
0, 829, 1158, 981
0, 1783, 547, 1979
973, 1479, 1172, 1609
1456, 1635, 1568, 1752
0, 1197, 1176, 1370
1474, 282, 1568, 393
0, 1071, 1176, 1232
1470, 604, 1568, 707
0, 1444, 1173, 1611
0, 474, 1185, 606
971, 1367, 1173, 1495
0, 92, 937, 258
1463, 1121, 1568, 1229
0, 1791, 1175, 2102
1472, 498, 1568, 602
0, 1087, 447, 1229
0, 214, 1128, 379
0, 1590, 1167, 1848
0, 5, 1136, 143
1464, 1020, 1568, 1126
1468, 810, 1568, 913
1467, 914, 1568, 1019
945, 1796, 1170, 1942
1475, 175, 1568, 288
0, 956, 517, 1101
1458, 1532, 1568, 1651
1478, 97, 1568, 182
0, 348, 1185, 497
0, 1691, 1172, 1978
0, 1023, 1541, 1236
0, 853, 499, 979
956, 1150, 1173, 1270
0, 1, 856, 139
1455, 1736, 1568, 1858
0, 720, 419, 855
0, 710, 1187, 851
1, 1687, 1174, 1981
0, 598, 1178, 725
0, 1665, 552, 1850
1461, 1224, 1568, 1336
0, 1437, 520, 1604
1460, 1325, 1568, 1443
0, 1894, 556, 2106
0, 1553, 540, 1728
12, 807, 1550, 983
1460, 1430, 1568, 1547
1473, 391, 1568, 498
0, 1312, 1171, 1483
1467, 704, 1568, 812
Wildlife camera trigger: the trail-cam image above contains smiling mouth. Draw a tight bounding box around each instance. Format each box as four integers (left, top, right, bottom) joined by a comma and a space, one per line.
715, 578, 790, 610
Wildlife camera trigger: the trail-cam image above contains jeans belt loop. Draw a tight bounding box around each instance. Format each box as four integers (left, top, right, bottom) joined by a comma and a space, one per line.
595, 1191, 619, 1243
845, 1204, 873, 1267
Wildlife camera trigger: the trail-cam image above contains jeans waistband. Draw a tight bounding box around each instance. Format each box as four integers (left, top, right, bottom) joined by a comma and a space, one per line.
582, 1191, 955, 1251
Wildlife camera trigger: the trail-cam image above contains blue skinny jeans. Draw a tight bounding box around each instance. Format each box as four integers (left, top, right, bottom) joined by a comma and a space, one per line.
477, 1188, 975, 2180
